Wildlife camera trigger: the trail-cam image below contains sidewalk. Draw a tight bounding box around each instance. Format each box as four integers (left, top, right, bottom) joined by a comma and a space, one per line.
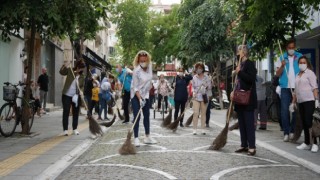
0, 108, 96, 180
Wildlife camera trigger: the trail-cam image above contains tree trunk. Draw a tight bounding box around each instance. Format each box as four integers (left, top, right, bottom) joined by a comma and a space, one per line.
216, 60, 223, 109
21, 19, 36, 134
269, 46, 275, 78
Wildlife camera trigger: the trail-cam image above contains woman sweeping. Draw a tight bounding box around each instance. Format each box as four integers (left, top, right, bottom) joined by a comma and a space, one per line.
131, 50, 157, 147
174, 68, 193, 127
231, 45, 257, 156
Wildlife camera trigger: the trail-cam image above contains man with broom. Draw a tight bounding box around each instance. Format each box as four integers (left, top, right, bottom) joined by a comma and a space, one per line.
116, 65, 133, 124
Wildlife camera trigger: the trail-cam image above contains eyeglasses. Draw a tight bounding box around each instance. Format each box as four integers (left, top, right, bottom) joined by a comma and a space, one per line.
138, 52, 147, 56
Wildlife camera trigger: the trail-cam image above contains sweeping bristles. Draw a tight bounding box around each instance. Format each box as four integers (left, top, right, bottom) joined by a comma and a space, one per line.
209, 122, 228, 150
161, 108, 172, 127
292, 108, 302, 142
229, 122, 239, 131
88, 115, 103, 136
119, 130, 136, 155
117, 107, 124, 120
99, 115, 116, 127
185, 113, 193, 127
167, 117, 180, 132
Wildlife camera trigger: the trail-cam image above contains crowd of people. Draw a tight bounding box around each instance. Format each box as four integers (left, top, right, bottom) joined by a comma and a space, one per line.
57, 38, 319, 155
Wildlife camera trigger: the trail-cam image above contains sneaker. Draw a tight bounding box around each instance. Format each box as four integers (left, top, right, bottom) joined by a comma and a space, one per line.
259, 127, 266, 130
283, 135, 289, 142
201, 130, 206, 135
73, 129, 79, 135
134, 138, 140, 147
311, 144, 319, 153
122, 121, 129, 124
193, 130, 197, 135
180, 123, 184, 127
63, 130, 68, 136
144, 136, 157, 144
206, 124, 210, 128
296, 143, 311, 150
289, 133, 294, 140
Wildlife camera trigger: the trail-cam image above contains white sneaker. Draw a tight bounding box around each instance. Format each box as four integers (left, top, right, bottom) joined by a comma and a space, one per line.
63, 130, 68, 136
283, 135, 289, 142
73, 129, 79, 135
201, 130, 206, 135
311, 144, 319, 153
134, 138, 140, 147
193, 130, 197, 135
144, 136, 157, 144
289, 133, 294, 140
296, 143, 311, 150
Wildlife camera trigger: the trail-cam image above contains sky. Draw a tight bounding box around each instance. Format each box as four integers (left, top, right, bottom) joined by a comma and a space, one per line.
152, 0, 181, 5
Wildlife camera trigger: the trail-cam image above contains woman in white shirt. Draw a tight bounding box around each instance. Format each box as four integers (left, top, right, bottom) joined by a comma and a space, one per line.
131, 50, 157, 147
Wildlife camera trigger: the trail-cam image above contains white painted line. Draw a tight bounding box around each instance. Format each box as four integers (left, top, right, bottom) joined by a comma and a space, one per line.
210, 164, 299, 180
211, 120, 320, 174
76, 163, 178, 180
98, 142, 168, 150
35, 138, 98, 180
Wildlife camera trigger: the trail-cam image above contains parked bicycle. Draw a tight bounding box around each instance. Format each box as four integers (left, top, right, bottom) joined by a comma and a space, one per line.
0, 82, 35, 137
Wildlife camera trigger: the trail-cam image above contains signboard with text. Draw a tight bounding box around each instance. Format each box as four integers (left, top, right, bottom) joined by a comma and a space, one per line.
156, 71, 177, 77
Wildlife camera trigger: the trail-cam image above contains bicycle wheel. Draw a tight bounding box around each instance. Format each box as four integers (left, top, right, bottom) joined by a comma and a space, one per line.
0, 103, 17, 137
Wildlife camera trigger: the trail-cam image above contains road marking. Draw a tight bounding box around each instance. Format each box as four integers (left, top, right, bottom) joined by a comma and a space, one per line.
99, 143, 168, 150
75, 163, 178, 180
0, 122, 89, 177
210, 164, 299, 180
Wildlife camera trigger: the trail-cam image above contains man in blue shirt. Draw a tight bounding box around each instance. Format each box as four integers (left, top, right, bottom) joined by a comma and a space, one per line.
116, 65, 133, 124
276, 39, 302, 142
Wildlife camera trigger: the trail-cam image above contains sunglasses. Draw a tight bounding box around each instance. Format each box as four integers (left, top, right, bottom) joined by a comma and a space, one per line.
138, 52, 148, 57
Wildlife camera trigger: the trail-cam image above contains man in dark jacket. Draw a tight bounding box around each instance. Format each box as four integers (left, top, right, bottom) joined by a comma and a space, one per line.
37, 67, 49, 114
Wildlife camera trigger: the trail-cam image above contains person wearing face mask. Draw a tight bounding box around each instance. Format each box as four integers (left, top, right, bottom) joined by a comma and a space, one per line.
276, 39, 302, 142
59, 60, 86, 136
116, 65, 133, 124
173, 68, 193, 127
89, 80, 100, 116
292, 56, 319, 153
192, 63, 210, 135
157, 74, 172, 114
131, 50, 157, 147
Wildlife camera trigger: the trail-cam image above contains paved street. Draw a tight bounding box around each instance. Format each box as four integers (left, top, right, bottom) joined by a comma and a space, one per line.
55, 108, 320, 180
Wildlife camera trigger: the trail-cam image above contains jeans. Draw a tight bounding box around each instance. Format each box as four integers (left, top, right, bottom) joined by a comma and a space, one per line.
99, 94, 108, 119
62, 95, 80, 131
89, 100, 99, 116
299, 101, 315, 145
132, 96, 150, 138
237, 110, 256, 149
158, 94, 168, 111
206, 100, 212, 125
174, 100, 186, 122
280, 88, 296, 135
40, 90, 47, 110
123, 91, 131, 122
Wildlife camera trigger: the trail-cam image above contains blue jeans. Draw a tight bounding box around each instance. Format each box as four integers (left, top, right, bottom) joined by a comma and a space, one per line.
99, 94, 108, 119
132, 96, 150, 138
280, 88, 296, 135
237, 110, 256, 149
206, 101, 212, 125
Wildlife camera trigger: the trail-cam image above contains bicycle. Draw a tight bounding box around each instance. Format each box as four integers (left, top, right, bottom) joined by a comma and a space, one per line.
0, 82, 35, 137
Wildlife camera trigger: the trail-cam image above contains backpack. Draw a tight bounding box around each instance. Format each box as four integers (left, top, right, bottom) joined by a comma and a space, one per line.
100, 89, 112, 101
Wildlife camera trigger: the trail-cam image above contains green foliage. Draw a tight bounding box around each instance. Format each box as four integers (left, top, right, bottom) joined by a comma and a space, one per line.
111, 0, 151, 65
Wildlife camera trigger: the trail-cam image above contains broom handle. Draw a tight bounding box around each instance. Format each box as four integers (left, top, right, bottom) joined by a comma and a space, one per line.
70, 66, 88, 110
130, 108, 143, 132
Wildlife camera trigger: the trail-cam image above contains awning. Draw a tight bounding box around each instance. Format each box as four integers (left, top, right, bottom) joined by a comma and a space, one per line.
82, 55, 103, 70
83, 47, 112, 71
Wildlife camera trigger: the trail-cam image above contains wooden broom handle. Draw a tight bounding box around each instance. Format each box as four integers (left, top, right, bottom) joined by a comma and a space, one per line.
70, 65, 88, 110
130, 108, 143, 132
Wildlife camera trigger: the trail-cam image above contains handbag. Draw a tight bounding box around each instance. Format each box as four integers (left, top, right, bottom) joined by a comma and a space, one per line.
202, 94, 208, 104
233, 88, 251, 105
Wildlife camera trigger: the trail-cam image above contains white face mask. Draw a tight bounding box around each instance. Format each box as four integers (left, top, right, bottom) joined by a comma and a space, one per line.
178, 72, 184, 76
140, 62, 147, 68
196, 69, 203, 75
288, 49, 295, 56
93, 84, 97, 87
299, 64, 307, 71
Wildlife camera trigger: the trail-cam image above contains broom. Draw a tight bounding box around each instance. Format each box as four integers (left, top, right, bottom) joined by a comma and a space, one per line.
69, 63, 103, 136
99, 115, 116, 127
277, 40, 302, 142
167, 101, 190, 131
161, 108, 172, 127
185, 113, 193, 127
119, 108, 143, 155
209, 34, 246, 151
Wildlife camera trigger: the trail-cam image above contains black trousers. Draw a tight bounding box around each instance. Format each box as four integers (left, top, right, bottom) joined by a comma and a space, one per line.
237, 110, 256, 149
62, 95, 80, 131
174, 100, 186, 122
89, 100, 99, 116
299, 101, 315, 145
123, 91, 131, 122
158, 94, 168, 111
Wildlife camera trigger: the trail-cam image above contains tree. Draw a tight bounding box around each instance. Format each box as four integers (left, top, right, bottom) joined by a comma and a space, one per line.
0, 0, 114, 134
111, 0, 151, 65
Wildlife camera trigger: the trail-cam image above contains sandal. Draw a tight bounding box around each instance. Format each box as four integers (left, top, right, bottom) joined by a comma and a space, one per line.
247, 149, 256, 156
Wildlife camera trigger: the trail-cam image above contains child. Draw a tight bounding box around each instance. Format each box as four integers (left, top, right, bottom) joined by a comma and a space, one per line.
90, 80, 100, 116
30, 81, 41, 117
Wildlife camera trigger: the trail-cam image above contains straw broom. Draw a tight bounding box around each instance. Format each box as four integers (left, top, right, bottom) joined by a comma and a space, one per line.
119, 108, 143, 155
185, 113, 193, 127
167, 101, 190, 131
99, 115, 116, 127
161, 108, 172, 127
209, 34, 246, 151
69, 63, 103, 136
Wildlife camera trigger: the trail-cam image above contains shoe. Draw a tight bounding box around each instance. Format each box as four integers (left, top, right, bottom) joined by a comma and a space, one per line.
201, 130, 206, 135
296, 143, 311, 150
63, 130, 68, 136
206, 124, 210, 128
259, 127, 266, 130
97, 117, 102, 120
283, 135, 289, 142
73, 129, 79, 135
104, 117, 110, 121
122, 121, 129, 124
134, 138, 140, 147
247, 149, 256, 156
165, 110, 167, 114
311, 144, 319, 153
180, 123, 184, 127
193, 130, 197, 135
289, 133, 294, 140
144, 136, 157, 144
235, 147, 248, 153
